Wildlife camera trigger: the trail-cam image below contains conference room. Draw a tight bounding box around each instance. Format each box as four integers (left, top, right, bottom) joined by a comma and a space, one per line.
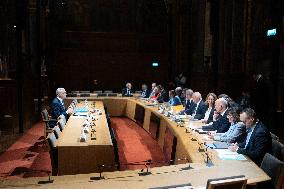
0, 0, 284, 189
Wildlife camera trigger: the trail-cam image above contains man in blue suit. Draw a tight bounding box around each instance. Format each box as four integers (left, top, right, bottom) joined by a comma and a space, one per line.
229, 108, 272, 166
202, 98, 230, 133
51, 88, 73, 120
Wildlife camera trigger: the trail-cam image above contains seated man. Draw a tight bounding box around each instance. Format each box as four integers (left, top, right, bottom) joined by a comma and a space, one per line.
208, 108, 246, 143
148, 83, 157, 98
184, 92, 207, 120
202, 98, 230, 133
122, 82, 133, 97
51, 88, 73, 120
228, 108, 272, 166
156, 85, 169, 103
141, 84, 151, 98
180, 89, 194, 114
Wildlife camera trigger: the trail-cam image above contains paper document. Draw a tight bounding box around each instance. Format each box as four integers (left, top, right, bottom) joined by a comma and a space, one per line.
215, 149, 247, 161
75, 107, 88, 112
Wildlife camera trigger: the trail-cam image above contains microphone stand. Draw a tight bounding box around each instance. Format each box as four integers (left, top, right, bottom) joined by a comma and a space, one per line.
37, 171, 54, 184
138, 161, 152, 176
178, 158, 193, 170
205, 147, 214, 167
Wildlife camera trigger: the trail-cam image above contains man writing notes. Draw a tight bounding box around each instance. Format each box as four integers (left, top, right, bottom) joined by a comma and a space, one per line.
51, 88, 73, 120
229, 108, 271, 165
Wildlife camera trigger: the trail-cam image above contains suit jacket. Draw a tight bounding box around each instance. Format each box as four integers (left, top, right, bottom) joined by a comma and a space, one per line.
183, 99, 193, 109
184, 100, 207, 120
237, 122, 272, 165
214, 122, 246, 143
206, 107, 215, 123
157, 90, 169, 103
122, 88, 133, 97
141, 89, 151, 98
203, 110, 230, 133
51, 97, 68, 119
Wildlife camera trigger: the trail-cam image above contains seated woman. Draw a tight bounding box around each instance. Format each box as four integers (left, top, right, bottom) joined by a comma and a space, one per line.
201, 93, 217, 123
168, 90, 182, 106
208, 108, 246, 143
149, 86, 160, 101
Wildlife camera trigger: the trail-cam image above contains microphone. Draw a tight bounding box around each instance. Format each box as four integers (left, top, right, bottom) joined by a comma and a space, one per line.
205, 152, 214, 167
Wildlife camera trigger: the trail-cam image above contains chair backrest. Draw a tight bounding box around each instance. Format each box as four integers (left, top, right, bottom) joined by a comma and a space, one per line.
104, 90, 113, 93
47, 132, 57, 148
79, 91, 90, 93
71, 91, 79, 93
80, 93, 90, 97
271, 139, 284, 161
271, 132, 279, 141
107, 93, 118, 97
58, 118, 66, 131
72, 99, 78, 105
206, 175, 247, 189
41, 109, 49, 121
94, 90, 103, 93
58, 114, 66, 125
97, 93, 107, 97
53, 126, 61, 139
67, 93, 77, 97
261, 153, 284, 189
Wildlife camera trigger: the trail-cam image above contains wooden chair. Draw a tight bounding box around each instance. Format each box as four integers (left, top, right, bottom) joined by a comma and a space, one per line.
206, 175, 247, 189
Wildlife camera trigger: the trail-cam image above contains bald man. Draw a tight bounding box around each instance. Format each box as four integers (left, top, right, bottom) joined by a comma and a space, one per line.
184, 92, 207, 120
202, 98, 230, 133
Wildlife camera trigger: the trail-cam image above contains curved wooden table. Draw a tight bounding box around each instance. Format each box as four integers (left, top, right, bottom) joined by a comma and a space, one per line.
0, 96, 270, 189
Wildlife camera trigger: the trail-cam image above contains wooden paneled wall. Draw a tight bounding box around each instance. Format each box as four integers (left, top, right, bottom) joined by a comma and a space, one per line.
53, 32, 170, 91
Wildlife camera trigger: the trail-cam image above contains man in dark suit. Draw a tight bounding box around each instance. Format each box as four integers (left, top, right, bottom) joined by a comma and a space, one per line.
156, 85, 169, 103
184, 92, 207, 120
148, 83, 157, 98
122, 82, 133, 97
229, 108, 272, 166
179, 89, 194, 114
141, 84, 151, 98
202, 98, 230, 133
51, 88, 73, 120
